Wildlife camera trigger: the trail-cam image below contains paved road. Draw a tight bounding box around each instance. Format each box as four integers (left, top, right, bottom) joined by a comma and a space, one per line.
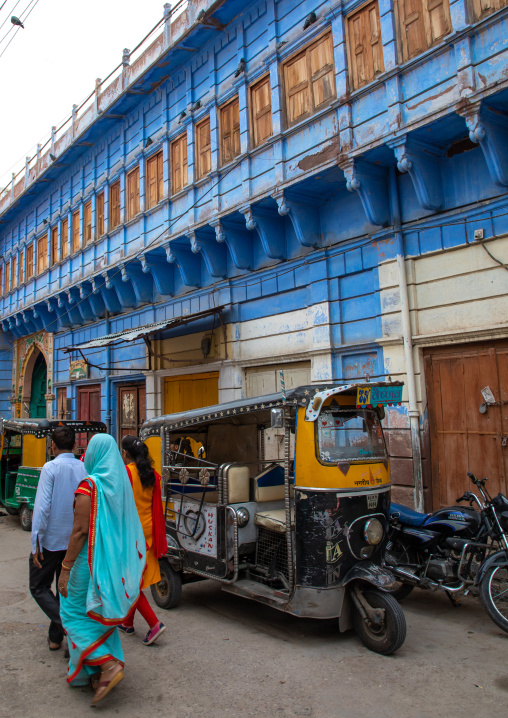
0, 512, 506, 718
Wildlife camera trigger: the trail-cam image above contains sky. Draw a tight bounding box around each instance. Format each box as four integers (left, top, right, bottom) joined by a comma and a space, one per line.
0, 0, 185, 191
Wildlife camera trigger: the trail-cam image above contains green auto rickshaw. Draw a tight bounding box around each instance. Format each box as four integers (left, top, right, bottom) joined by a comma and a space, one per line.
0, 418, 107, 531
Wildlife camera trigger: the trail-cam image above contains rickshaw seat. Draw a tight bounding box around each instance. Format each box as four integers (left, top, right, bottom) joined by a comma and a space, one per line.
228, 465, 250, 503
254, 508, 295, 534
254, 464, 285, 502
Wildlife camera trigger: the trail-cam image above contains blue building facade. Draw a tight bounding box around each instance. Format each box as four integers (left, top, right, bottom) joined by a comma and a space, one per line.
1, 0, 508, 509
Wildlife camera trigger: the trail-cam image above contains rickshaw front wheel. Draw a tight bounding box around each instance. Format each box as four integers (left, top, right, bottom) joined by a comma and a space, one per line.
352, 589, 406, 655
19, 504, 33, 532
151, 559, 182, 610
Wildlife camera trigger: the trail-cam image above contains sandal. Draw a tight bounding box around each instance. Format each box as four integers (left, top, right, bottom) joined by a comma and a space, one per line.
91, 662, 124, 706
47, 636, 61, 651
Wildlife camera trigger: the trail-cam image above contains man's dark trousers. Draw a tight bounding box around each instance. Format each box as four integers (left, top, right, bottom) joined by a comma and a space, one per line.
29, 548, 66, 645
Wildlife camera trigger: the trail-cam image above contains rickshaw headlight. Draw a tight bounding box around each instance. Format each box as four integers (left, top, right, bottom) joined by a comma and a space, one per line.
364, 518, 383, 545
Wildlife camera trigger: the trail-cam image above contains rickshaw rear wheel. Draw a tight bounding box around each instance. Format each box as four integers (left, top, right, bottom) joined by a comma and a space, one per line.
353, 589, 406, 655
19, 504, 33, 532
150, 559, 182, 610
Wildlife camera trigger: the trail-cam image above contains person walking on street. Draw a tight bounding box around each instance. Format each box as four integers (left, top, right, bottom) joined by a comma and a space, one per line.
119, 434, 168, 645
30, 426, 87, 651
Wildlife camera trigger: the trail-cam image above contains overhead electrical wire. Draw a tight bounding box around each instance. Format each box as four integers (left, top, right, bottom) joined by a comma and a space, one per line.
0, 0, 39, 59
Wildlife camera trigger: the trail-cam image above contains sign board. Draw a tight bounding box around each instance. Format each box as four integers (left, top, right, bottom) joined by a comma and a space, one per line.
356, 385, 403, 408
69, 360, 89, 381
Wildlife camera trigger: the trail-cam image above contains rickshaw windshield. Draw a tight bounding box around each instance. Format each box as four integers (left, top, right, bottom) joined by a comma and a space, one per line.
316, 408, 386, 463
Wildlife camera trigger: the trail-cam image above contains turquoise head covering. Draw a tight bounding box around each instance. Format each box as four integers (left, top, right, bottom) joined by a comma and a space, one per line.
83, 433, 146, 623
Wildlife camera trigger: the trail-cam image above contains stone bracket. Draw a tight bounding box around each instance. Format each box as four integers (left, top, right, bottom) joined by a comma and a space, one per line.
388, 135, 443, 211
339, 159, 390, 227
188, 229, 227, 279
273, 191, 321, 248
166, 243, 202, 288
458, 102, 508, 187
120, 262, 154, 304
140, 252, 175, 296
105, 270, 138, 309
239, 204, 286, 259
213, 219, 252, 270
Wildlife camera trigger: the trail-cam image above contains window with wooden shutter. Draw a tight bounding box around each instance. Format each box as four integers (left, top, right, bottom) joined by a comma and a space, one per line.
96, 192, 105, 237
61, 218, 69, 257
396, 0, 451, 63
84, 201, 92, 244
347, 2, 384, 90
19, 249, 24, 284
12, 255, 17, 288
250, 75, 273, 147
72, 210, 80, 253
37, 233, 48, 274
5, 260, 10, 293
0, 264, 3, 295
127, 167, 140, 220
147, 151, 164, 208
220, 97, 241, 166
51, 225, 59, 265
283, 32, 336, 128
470, 0, 506, 21
196, 117, 212, 179
110, 180, 121, 229
26, 244, 34, 279
171, 135, 188, 195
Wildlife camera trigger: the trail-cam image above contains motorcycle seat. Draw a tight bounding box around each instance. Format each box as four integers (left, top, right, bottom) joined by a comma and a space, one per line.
390, 502, 430, 527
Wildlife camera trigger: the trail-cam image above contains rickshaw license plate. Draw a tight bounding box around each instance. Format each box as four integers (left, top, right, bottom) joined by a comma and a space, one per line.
357, 385, 403, 407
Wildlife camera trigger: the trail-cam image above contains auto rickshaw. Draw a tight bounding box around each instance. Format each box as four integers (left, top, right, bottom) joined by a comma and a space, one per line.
0, 418, 107, 531
141, 382, 407, 654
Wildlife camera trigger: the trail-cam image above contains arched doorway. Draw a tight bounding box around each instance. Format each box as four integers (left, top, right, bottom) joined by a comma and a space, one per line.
29, 351, 47, 418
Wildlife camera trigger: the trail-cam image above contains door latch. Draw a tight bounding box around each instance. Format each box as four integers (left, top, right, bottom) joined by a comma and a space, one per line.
502, 436, 508, 448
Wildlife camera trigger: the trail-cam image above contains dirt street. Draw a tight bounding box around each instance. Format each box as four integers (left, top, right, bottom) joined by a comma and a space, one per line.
0, 513, 506, 718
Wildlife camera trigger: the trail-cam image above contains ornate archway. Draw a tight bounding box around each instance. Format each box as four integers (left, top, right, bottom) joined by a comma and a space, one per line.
12, 332, 54, 418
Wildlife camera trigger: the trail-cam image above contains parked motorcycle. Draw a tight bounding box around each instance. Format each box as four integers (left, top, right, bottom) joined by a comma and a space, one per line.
384, 472, 508, 633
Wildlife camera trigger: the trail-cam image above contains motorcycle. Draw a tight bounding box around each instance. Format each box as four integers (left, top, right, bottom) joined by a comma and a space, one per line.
384, 472, 508, 633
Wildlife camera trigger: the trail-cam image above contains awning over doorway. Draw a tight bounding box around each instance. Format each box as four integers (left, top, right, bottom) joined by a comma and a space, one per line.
61, 306, 225, 353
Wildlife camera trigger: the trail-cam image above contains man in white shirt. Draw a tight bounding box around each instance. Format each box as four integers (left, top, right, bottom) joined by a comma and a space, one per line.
30, 426, 87, 650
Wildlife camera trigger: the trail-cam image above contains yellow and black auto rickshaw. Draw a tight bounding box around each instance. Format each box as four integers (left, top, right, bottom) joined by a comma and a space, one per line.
0, 418, 107, 530
141, 382, 407, 654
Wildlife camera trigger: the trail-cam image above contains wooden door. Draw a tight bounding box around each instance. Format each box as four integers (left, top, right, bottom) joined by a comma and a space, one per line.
164, 372, 219, 414
118, 384, 146, 439
425, 341, 508, 508
77, 384, 101, 453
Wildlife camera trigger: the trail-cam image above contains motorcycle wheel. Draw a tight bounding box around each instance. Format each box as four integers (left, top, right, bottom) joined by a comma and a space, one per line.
150, 559, 182, 610
386, 539, 416, 601
480, 564, 508, 633
353, 589, 407, 655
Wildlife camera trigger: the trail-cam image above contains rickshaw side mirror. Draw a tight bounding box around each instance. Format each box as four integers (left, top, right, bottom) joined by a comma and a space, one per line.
271, 408, 284, 429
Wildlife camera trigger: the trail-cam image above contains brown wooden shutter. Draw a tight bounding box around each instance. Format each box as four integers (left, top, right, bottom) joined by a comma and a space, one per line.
471, 0, 505, 21
37, 234, 48, 274
196, 117, 211, 179
72, 210, 80, 253
147, 154, 158, 208
11, 256, 17, 288
96, 193, 104, 237
19, 250, 24, 285
51, 225, 59, 265
5, 260, 10, 292
309, 33, 336, 108
220, 98, 241, 165
251, 75, 273, 147
347, 2, 384, 91
61, 218, 69, 257
284, 51, 310, 125
26, 245, 34, 279
423, 0, 451, 46
127, 167, 140, 219
157, 151, 164, 201
0, 264, 3, 294
110, 180, 120, 228
171, 135, 188, 194
84, 201, 92, 244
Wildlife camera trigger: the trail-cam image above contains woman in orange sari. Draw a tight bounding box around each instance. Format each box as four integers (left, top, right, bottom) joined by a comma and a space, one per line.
119, 435, 168, 645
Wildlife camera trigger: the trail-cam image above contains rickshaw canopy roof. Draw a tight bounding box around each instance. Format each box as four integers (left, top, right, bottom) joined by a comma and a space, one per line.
140, 382, 403, 437
0, 418, 107, 439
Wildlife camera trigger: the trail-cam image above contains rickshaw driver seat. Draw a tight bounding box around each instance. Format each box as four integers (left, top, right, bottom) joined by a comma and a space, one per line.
254, 508, 295, 534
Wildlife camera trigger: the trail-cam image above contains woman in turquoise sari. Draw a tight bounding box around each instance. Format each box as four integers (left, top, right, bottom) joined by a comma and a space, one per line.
58, 434, 146, 706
